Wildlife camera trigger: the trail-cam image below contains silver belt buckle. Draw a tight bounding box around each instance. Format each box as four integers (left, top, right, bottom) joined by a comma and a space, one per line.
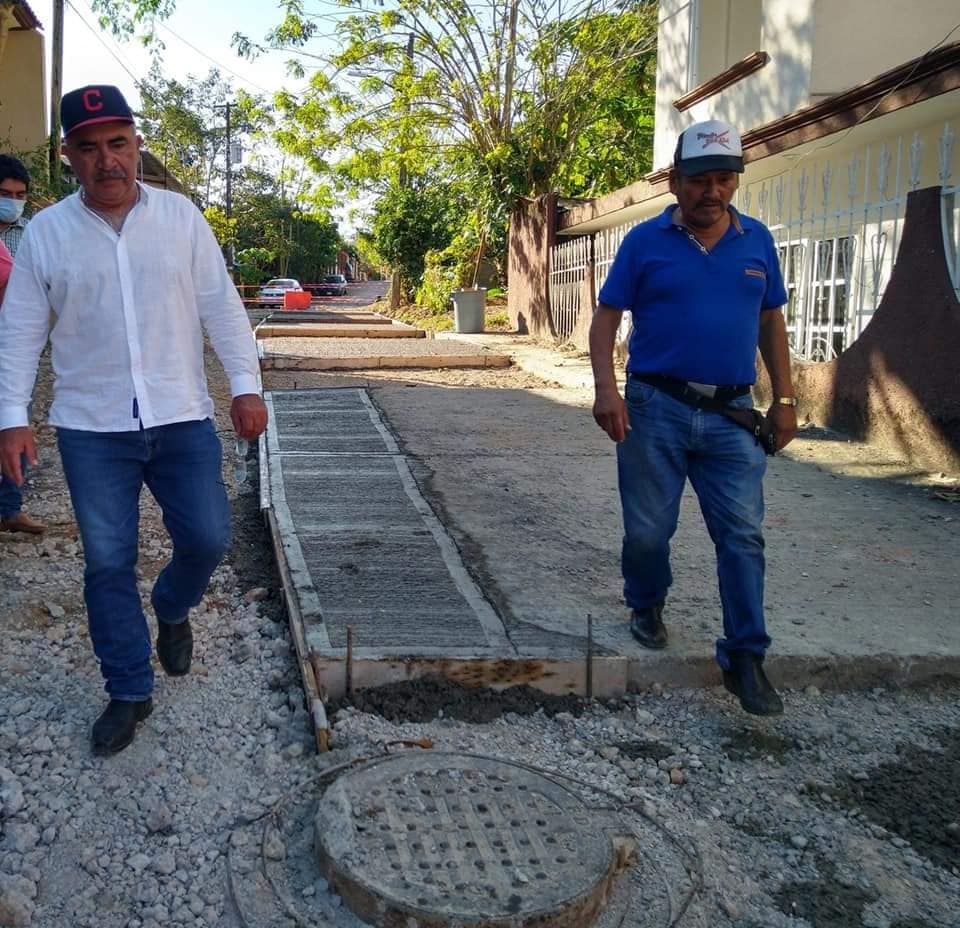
686, 381, 718, 398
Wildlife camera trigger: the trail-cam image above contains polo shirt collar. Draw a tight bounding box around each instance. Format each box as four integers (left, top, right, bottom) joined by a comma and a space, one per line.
658, 203, 746, 234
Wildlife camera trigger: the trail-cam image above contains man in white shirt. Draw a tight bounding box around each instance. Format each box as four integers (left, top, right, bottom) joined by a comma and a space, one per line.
0, 85, 268, 756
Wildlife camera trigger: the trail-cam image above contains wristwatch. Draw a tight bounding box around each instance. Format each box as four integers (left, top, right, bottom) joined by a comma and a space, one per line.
773, 396, 798, 407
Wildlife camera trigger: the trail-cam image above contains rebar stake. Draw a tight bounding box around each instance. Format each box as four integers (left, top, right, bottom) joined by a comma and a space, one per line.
586, 613, 594, 700
346, 625, 354, 699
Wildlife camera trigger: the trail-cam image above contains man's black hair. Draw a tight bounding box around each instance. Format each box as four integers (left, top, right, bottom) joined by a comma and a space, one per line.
0, 154, 31, 190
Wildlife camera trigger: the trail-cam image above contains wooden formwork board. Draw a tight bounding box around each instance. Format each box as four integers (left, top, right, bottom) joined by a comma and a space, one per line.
311, 652, 628, 703
256, 325, 426, 339
265, 507, 330, 751
260, 354, 512, 371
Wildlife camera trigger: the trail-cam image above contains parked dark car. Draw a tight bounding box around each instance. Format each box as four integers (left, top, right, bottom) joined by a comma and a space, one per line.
315, 273, 348, 297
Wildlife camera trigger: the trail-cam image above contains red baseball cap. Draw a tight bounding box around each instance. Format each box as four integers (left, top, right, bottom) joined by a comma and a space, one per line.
60, 85, 135, 137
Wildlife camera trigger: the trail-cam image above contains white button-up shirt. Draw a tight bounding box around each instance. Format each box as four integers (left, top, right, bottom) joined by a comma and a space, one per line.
0, 183, 260, 432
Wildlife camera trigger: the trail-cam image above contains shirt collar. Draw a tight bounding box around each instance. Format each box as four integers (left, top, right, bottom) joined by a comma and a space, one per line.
74, 180, 150, 211
658, 203, 746, 234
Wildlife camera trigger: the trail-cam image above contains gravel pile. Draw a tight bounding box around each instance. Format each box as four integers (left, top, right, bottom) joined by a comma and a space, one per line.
317, 682, 960, 928
0, 535, 314, 927
0, 356, 314, 928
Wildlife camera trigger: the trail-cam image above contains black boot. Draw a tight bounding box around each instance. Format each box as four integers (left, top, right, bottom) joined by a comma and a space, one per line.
91, 698, 153, 756
722, 651, 784, 716
157, 618, 193, 676
629, 602, 667, 649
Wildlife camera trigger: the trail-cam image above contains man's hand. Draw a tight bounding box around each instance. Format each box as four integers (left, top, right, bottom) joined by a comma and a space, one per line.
0, 427, 38, 486
230, 394, 268, 441
593, 387, 631, 443
768, 404, 798, 451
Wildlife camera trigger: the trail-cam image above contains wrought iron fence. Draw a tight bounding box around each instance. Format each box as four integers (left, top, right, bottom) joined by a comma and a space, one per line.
940, 123, 959, 301
548, 236, 590, 340
738, 121, 958, 361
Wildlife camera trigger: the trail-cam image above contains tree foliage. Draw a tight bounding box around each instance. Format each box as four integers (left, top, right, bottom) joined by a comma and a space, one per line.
369, 180, 455, 297
253, 0, 657, 206
89, 0, 176, 42
138, 65, 235, 205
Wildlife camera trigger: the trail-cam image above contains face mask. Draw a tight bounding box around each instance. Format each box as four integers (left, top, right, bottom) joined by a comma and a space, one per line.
0, 198, 26, 224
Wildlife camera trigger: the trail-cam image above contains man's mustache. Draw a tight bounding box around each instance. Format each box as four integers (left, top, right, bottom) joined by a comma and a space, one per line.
94, 170, 127, 180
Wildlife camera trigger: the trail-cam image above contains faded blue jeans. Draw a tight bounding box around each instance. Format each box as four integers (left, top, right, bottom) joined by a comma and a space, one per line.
618, 379, 770, 668
57, 419, 231, 701
0, 454, 27, 518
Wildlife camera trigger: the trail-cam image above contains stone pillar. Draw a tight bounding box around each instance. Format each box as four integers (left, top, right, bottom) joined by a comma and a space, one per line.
507, 194, 557, 337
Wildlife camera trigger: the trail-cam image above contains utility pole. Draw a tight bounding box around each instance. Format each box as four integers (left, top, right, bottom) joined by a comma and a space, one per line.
391, 32, 415, 310
215, 102, 235, 269
49, 0, 65, 188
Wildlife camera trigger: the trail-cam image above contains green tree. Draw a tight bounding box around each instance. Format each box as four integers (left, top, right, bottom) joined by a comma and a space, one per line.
369, 179, 456, 298
250, 1, 657, 205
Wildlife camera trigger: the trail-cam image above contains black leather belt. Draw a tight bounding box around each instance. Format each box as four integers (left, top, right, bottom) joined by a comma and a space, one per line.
629, 372, 751, 405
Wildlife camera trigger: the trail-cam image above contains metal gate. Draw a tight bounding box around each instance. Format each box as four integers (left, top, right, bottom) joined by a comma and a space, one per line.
547, 236, 590, 340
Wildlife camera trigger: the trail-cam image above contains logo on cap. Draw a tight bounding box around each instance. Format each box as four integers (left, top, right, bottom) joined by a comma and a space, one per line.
82, 89, 104, 113
697, 130, 731, 150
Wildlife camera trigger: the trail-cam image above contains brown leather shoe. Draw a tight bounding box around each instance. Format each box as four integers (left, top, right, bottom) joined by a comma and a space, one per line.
0, 511, 45, 535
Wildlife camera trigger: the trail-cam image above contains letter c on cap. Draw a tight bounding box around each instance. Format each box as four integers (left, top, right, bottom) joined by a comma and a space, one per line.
83, 89, 104, 112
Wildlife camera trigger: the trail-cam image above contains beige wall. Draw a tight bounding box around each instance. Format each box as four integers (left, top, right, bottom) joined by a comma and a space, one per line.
811, 0, 959, 96
696, 0, 763, 86
0, 29, 46, 153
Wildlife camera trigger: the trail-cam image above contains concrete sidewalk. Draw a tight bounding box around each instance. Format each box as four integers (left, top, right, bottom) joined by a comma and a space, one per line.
360, 332, 960, 691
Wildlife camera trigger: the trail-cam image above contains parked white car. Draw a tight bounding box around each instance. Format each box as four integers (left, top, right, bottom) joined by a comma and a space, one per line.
258, 278, 303, 307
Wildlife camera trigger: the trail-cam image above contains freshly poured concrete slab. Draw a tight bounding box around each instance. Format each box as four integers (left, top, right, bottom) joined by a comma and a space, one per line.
259, 337, 511, 370
262, 388, 626, 717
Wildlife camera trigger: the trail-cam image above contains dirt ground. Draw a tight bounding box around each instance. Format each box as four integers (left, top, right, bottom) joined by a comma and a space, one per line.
329, 674, 587, 723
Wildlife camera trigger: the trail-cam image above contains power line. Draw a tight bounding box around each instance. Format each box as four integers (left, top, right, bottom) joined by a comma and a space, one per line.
157, 21, 274, 96
64, 0, 144, 88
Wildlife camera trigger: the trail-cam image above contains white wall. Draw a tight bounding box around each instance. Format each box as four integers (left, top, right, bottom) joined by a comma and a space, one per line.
811, 0, 959, 97
653, 0, 815, 170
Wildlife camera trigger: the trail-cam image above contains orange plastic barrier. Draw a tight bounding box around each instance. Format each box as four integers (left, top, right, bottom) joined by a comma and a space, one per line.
283, 290, 312, 310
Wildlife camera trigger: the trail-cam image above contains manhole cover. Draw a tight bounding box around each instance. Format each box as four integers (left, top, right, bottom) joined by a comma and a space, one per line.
315, 752, 625, 927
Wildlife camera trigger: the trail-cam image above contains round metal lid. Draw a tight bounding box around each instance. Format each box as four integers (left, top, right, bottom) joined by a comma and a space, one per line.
314, 752, 620, 927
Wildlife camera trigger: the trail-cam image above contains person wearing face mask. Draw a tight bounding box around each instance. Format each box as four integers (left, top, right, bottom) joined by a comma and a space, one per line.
0, 154, 44, 536
0, 155, 30, 257
590, 120, 798, 717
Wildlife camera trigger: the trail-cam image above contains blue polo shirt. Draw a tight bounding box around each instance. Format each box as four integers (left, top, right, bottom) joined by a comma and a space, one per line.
598, 204, 787, 385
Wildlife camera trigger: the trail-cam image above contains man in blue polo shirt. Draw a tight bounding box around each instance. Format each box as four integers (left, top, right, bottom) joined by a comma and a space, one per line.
589, 119, 797, 716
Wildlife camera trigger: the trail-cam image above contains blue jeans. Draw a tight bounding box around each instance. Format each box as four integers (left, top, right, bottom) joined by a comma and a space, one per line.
57, 419, 231, 701
0, 454, 27, 518
618, 380, 770, 668
1, 400, 36, 519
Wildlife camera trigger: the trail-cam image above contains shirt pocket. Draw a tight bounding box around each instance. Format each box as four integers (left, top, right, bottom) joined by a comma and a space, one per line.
740, 263, 769, 304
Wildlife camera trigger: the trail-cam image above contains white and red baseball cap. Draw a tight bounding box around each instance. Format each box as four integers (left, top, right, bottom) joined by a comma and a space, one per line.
673, 119, 744, 175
